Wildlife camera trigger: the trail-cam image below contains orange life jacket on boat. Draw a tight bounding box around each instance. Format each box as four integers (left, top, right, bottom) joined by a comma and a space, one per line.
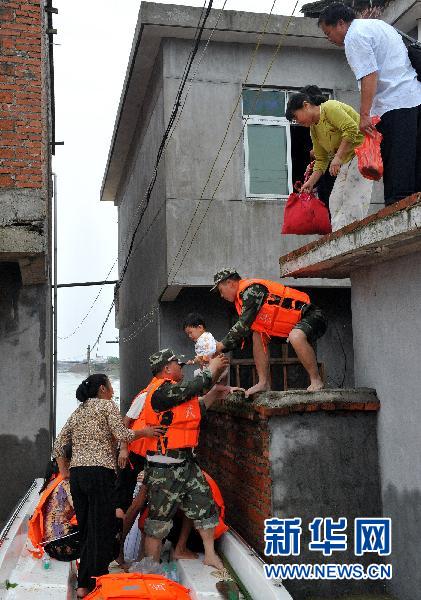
142, 377, 201, 455
27, 475, 77, 559
234, 278, 310, 339
85, 572, 192, 599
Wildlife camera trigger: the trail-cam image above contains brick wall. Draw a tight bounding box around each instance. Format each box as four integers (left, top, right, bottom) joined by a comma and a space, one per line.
0, 0, 47, 190
198, 402, 272, 555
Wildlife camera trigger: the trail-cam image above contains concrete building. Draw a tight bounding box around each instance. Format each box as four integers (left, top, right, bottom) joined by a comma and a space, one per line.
0, 1, 54, 523
100, 2, 421, 597
101, 1, 390, 404
280, 196, 421, 599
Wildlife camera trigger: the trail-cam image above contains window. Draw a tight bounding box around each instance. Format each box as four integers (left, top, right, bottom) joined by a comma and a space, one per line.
245, 124, 289, 196
243, 88, 329, 199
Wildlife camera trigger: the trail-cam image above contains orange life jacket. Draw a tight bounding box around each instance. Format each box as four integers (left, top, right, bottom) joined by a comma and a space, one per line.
137, 470, 228, 540
235, 278, 310, 339
202, 470, 229, 539
143, 377, 201, 455
128, 378, 164, 457
85, 573, 191, 599
27, 475, 77, 558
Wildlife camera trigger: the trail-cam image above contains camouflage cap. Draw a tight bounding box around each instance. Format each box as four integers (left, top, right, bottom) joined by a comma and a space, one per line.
148, 348, 186, 373
211, 268, 240, 291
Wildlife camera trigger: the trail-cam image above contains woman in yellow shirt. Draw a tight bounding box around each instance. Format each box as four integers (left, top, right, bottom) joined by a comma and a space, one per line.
286, 87, 373, 230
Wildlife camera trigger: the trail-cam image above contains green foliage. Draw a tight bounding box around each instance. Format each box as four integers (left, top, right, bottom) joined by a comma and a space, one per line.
107, 356, 120, 365
5, 580, 18, 589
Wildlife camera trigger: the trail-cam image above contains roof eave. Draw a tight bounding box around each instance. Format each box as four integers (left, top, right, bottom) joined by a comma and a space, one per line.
100, 2, 339, 204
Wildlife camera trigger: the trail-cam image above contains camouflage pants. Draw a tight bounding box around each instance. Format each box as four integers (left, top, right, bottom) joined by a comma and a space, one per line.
292, 303, 327, 343
143, 459, 219, 539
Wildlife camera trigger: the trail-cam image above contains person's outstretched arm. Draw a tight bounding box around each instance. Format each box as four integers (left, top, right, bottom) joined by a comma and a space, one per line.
216, 284, 267, 353
117, 485, 148, 567
151, 354, 229, 412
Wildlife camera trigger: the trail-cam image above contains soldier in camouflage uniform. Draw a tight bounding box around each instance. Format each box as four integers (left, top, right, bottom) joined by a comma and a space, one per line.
212, 269, 327, 396
143, 348, 228, 571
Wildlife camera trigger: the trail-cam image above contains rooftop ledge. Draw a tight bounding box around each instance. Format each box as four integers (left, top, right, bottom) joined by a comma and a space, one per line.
210, 387, 379, 420
279, 194, 421, 279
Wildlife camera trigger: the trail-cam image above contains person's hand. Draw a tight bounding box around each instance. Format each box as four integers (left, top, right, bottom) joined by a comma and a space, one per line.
300, 180, 314, 193
215, 341, 224, 353
142, 425, 165, 438
208, 354, 230, 381
359, 113, 375, 136
118, 446, 129, 469
329, 156, 343, 177
186, 359, 195, 365
194, 355, 206, 366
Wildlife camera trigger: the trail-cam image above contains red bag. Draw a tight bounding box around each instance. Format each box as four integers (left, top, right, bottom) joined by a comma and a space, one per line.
354, 115, 383, 181
282, 182, 332, 235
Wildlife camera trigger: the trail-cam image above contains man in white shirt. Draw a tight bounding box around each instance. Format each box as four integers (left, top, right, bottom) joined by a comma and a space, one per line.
318, 3, 421, 206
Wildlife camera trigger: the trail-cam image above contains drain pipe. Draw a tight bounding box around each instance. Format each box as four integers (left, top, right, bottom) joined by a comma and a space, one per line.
51, 172, 58, 447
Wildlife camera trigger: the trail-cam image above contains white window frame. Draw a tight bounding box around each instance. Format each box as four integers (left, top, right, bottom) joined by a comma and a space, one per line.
243, 88, 332, 200
244, 115, 293, 200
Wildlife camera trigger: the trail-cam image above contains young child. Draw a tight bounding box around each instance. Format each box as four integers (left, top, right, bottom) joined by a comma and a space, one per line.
183, 313, 243, 393
183, 313, 217, 370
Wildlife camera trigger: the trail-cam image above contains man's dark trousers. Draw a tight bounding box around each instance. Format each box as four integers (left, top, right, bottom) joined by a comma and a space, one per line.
377, 105, 421, 205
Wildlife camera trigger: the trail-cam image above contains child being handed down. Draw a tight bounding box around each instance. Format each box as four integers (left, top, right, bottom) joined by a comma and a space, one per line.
183, 312, 243, 394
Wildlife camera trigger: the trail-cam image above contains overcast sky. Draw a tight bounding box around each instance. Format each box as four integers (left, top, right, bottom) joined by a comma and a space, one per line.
53, 0, 307, 361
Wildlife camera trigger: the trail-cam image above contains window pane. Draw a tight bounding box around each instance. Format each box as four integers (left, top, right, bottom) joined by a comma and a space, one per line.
243, 89, 285, 117
247, 124, 289, 196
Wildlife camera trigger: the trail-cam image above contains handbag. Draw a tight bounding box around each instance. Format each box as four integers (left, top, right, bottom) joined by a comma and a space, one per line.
43, 527, 80, 562
396, 28, 421, 81
354, 115, 383, 181
281, 181, 332, 235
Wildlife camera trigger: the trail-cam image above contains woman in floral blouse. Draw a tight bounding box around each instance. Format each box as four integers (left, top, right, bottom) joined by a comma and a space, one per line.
54, 373, 163, 598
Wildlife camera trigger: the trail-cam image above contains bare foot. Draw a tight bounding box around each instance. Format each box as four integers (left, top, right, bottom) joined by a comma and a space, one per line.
245, 381, 270, 398
203, 551, 224, 571
228, 386, 245, 394
173, 547, 199, 560
116, 552, 127, 568
307, 377, 324, 392
76, 587, 89, 599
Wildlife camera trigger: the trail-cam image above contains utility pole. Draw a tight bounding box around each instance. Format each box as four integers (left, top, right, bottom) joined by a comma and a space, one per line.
87, 344, 91, 375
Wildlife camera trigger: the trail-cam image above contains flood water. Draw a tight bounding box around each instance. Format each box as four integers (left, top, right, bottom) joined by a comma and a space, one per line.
56, 371, 120, 433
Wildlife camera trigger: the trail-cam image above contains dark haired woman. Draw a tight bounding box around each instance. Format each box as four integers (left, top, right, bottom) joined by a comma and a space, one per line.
286, 87, 373, 230
28, 452, 77, 561
53, 374, 163, 598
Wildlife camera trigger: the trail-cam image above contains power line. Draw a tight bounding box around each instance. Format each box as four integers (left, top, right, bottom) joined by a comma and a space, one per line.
91, 1, 299, 349
119, 0, 228, 260
90, 1, 216, 351
167, 0, 278, 279
169, 1, 300, 284
91, 298, 116, 351
120, 0, 230, 265
123, 0, 279, 285
117, 0, 215, 288
118, 2, 299, 344
59, 259, 117, 341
